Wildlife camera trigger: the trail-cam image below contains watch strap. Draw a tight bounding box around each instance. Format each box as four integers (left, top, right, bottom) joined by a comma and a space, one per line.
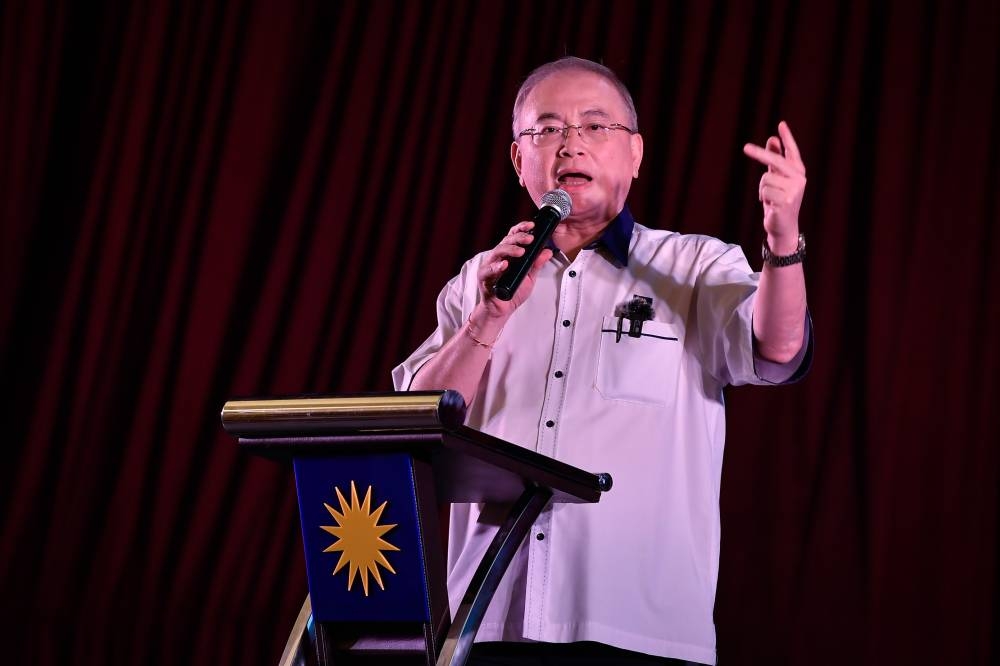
762, 233, 806, 267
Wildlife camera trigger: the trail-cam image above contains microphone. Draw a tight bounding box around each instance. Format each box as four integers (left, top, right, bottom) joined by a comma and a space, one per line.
494, 188, 572, 301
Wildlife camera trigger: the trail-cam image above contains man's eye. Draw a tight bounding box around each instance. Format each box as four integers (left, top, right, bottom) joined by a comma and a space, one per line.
585, 123, 606, 132
539, 126, 562, 134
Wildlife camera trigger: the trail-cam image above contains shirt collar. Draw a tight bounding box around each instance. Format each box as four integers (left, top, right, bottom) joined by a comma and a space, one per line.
545, 204, 635, 267
595, 205, 635, 266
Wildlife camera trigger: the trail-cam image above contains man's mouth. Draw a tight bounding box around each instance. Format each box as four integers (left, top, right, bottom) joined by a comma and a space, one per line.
557, 171, 593, 186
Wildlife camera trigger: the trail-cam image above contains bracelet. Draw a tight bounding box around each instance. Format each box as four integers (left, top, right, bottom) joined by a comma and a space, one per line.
465, 316, 501, 349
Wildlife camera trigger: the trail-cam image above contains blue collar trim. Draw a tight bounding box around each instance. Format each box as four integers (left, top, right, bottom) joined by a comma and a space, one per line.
595, 205, 634, 266
545, 204, 635, 267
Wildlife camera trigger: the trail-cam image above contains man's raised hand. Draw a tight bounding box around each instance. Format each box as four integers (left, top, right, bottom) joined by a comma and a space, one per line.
742, 121, 807, 253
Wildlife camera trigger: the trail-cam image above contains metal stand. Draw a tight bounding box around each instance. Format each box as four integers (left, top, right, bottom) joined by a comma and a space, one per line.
436, 486, 553, 666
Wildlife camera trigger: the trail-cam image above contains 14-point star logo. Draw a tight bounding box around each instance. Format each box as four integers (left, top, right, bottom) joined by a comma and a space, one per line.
320, 481, 400, 596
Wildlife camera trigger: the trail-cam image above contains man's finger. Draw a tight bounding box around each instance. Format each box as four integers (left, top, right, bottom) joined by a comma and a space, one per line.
529, 248, 554, 274
508, 221, 534, 235
743, 143, 793, 174
760, 172, 792, 190
765, 136, 782, 173
479, 258, 508, 282
760, 185, 790, 206
759, 181, 786, 201
778, 121, 803, 167
510, 231, 534, 245
498, 243, 526, 257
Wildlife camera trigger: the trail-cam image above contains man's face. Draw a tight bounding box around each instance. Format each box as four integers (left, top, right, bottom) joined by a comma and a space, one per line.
511, 69, 643, 226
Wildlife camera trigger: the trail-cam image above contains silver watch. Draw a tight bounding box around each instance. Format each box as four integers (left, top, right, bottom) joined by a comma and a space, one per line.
762, 233, 806, 267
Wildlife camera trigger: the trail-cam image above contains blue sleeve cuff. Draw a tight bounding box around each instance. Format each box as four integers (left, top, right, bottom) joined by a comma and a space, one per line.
752, 310, 814, 385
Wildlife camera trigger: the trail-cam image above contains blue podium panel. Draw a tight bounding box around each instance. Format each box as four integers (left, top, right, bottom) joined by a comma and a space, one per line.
293, 453, 431, 623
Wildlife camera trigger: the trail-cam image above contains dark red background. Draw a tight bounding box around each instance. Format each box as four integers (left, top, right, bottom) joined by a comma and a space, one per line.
2, 1, 998, 664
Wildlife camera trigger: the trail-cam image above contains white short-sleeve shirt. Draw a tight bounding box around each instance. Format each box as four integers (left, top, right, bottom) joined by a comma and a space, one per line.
392, 210, 810, 665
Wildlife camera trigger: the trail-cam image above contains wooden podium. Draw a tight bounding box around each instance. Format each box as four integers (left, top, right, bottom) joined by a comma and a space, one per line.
221, 391, 611, 666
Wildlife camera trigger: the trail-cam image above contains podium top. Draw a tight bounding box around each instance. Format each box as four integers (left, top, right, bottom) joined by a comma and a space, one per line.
221, 391, 610, 504
221, 390, 468, 435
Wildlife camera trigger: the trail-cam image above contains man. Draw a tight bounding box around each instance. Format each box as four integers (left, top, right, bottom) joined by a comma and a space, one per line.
393, 57, 811, 665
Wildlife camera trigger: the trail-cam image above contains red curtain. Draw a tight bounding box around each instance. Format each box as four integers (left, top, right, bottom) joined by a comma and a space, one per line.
2, 1, 998, 664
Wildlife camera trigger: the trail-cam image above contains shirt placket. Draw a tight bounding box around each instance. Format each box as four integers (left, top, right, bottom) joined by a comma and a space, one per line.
524, 251, 590, 638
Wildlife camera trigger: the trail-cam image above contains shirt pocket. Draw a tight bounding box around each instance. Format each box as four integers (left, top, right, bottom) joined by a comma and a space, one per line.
595, 316, 682, 406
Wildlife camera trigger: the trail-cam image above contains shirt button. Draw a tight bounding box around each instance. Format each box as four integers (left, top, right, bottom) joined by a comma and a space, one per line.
554, 370, 564, 378
545, 420, 555, 428
568, 270, 577, 277
562, 319, 571, 327
536, 533, 545, 540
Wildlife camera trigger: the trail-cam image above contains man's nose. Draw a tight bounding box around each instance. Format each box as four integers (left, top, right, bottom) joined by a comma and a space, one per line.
559, 127, 586, 156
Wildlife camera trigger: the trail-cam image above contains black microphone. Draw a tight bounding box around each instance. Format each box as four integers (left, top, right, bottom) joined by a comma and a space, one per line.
494, 189, 572, 301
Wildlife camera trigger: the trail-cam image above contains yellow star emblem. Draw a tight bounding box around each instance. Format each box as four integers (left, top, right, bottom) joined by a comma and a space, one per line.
320, 481, 400, 596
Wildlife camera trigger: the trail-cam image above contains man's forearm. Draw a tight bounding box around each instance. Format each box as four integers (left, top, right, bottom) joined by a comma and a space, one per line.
409, 305, 506, 406
752, 240, 807, 363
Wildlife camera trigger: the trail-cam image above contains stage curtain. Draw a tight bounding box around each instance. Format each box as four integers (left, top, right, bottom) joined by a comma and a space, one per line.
1, 1, 998, 663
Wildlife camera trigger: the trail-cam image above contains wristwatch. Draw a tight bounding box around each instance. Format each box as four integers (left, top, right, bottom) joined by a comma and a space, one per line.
762, 233, 806, 267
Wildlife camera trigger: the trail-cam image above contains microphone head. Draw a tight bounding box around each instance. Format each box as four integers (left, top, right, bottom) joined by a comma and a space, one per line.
541, 188, 572, 221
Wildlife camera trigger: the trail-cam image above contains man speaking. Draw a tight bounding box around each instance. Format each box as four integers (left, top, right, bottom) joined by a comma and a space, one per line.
393, 57, 812, 666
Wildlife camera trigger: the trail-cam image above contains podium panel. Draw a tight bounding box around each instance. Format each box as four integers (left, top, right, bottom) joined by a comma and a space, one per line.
221, 391, 611, 666
295, 453, 431, 623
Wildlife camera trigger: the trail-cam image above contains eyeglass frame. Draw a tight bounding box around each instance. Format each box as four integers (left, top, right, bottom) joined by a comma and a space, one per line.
517, 122, 638, 146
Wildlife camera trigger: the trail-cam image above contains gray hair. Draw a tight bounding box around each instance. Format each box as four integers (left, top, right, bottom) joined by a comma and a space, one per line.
511, 56, 639, 138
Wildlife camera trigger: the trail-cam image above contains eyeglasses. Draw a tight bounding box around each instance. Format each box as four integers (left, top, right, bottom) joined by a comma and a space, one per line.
517, 123, 637, 147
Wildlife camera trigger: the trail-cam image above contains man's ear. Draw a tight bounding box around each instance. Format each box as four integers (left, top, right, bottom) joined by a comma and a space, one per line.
630, 133, 644, 179
510, 141, 526, 187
